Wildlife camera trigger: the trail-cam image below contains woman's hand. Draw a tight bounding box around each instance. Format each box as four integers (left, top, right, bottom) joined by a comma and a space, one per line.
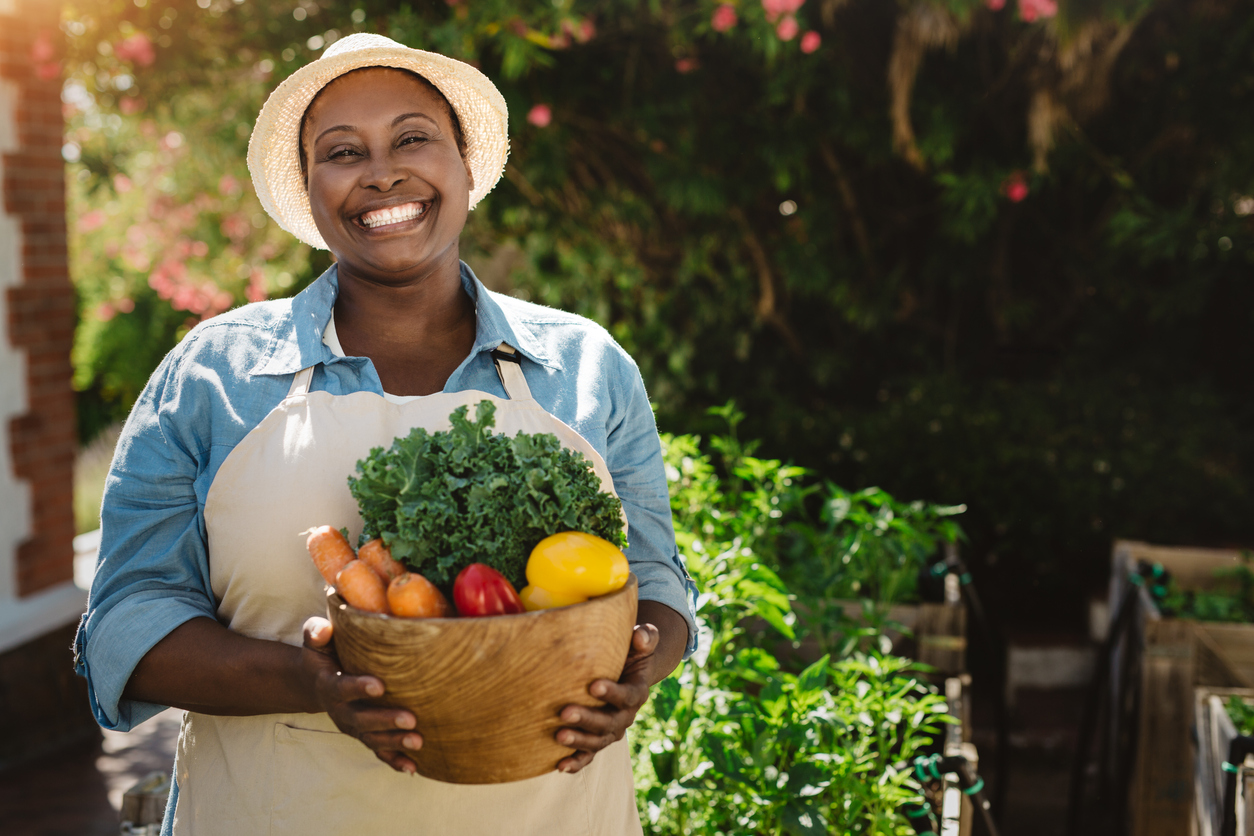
301, 616, 423, 775
555, 601, 688, 774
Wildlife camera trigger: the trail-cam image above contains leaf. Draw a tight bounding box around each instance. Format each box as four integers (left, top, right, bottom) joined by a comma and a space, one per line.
651, 676, 682, 721
781, 802, 829, 836
796, 654, 830, 697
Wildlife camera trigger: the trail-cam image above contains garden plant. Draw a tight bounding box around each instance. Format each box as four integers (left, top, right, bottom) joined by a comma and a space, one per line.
629, 414, 960, 834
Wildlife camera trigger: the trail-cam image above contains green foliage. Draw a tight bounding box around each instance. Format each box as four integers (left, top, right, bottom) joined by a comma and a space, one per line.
62, 0, 1254, 618
1160, 553, 1254, 623
1226, 696, 1254, 738
630, 429, 953, 835
347, 400, 624, 590
666, 404, 965, 655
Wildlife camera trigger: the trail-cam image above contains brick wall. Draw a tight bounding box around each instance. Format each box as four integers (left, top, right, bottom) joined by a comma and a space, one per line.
0, 0, 75, 598
0, 0, 98, 768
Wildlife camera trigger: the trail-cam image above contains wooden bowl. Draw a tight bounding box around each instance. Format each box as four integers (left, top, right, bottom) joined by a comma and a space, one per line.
326, 573, 638, 784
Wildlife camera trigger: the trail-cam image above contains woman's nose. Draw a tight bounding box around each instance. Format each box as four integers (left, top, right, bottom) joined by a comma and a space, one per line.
360, 151, 407, 191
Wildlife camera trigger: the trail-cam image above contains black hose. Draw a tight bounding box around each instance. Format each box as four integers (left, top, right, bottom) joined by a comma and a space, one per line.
1220, 736, 1254, 836
912, 753, 1002, 836
1065, 562, 1165, 836
930, 547, 1010, 823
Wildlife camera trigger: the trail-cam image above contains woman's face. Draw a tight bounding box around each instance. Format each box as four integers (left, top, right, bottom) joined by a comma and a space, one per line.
303, 68, 473, 283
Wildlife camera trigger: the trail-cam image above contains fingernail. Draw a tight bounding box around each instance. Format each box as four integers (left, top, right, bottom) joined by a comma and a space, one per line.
567, 710, 580, 723
559, 731, 573, 745
402, 762, 415, 774
591, 683, 607, 697
366, 682, 383, 697
396, 715, 415, 729
403, 734, 422, 750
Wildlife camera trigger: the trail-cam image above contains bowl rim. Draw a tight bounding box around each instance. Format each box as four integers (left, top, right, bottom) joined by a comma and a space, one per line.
327, 571, 638, 622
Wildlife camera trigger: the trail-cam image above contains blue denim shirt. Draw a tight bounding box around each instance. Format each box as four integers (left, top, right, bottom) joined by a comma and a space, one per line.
74, 262, 698, 733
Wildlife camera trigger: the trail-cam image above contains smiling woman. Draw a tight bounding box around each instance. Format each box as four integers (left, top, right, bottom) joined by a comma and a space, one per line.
73, 33, 697, 836
302, 68, 478, 396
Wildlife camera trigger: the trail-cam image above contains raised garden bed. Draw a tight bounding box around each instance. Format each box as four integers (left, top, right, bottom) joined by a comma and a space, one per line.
1108, 540, 1254, 836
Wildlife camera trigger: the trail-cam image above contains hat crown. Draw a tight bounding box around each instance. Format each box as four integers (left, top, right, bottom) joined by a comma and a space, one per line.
322, 33, 403, 60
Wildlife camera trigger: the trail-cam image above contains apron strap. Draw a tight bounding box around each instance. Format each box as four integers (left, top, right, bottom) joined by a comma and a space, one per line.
491, 343, 534, 401
287, 366, 314, 398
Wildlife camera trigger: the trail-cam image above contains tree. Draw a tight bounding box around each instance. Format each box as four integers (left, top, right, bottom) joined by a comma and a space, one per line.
61, 0, 1254, 625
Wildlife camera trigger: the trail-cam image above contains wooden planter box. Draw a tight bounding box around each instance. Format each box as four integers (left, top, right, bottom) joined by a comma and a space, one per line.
942, 675, 978, 836
1194, 686, 1254, 836
1108, 540, 1254, 836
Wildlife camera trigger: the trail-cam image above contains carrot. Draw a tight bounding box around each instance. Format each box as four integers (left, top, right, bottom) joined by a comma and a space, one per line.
336, 560, 390, 614
306, 525, 356, 586
359, 538, 406, 584
387, 572, 454, 618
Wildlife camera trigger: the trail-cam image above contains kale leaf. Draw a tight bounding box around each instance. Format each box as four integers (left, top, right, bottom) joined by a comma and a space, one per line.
348, 399, 626, 591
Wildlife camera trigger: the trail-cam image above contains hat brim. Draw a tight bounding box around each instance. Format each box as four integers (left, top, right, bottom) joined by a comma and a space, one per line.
247, 45, 509, 250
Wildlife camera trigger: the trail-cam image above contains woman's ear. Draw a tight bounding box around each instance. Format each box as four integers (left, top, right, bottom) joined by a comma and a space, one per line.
464, 156, 475, 192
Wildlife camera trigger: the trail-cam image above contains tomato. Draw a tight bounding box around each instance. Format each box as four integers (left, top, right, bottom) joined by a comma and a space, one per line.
453, 563, 525, 617
526, 531, 629, 599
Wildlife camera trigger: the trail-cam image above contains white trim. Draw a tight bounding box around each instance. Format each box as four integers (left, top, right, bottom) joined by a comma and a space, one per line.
0, 581, 87, 656
0, 75, 31, 604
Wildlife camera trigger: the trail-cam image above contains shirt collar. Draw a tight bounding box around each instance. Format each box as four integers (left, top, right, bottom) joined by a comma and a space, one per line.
250, 261, 558, 377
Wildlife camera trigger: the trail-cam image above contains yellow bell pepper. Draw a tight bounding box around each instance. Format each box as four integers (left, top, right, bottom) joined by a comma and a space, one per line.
524, 531, 629, 608
520, 584, 587, 612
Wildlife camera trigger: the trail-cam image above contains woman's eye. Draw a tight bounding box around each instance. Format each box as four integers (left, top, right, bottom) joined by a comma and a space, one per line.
399, 134, 430, 147
327, 146, 360, 160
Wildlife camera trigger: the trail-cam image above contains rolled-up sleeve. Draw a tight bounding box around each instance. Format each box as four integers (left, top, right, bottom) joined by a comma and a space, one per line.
604, 356, 699, 658
73, 351, 218, 731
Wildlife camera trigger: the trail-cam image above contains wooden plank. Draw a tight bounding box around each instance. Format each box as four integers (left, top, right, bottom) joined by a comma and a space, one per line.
1197, 625, 1254, 686
917, 602, 967, 675
1116, 540, 1245, 590
1238, 759, 1254, 836
1133, 619, 1198, 836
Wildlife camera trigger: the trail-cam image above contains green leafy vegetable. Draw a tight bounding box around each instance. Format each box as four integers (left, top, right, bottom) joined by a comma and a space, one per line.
348, 400, 626, 591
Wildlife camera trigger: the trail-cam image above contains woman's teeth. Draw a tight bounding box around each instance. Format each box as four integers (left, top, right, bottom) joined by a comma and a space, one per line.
360, 203, 425, 228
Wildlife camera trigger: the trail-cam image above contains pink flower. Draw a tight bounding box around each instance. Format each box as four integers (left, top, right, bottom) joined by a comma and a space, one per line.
113, 174, 133, 193
246, 270, 268, 303
95, 303, 116, 322
79, 210, 106, 233
115, 33, 156, 67
1018, 0, 1057, 22
116, 297, 135, 314
579, 19, 596, 41
191, 240, 209, 258
218, 175, 241, 196
986, 0, 1006, 9
711, 4, 738, 32
35, 62, 60, 81
761, 0, 803, 23
119, 96, 146, 115
1001, 172, 1029, 202
675, 57, 697, 74
220, 214, 251, 241
776, 15, 799, 41
799, 30, 821, 53
527, 104, 552, 128
30, 33, 55, 64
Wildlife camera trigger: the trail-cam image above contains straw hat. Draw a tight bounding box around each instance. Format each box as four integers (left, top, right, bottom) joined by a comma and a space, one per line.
247, 33, 509, 250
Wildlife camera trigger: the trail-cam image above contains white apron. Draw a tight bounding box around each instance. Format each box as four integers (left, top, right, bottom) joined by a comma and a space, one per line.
172, 347, 642, 836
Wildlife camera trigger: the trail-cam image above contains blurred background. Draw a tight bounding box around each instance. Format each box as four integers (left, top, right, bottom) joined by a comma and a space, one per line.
1, 0, 1253, 833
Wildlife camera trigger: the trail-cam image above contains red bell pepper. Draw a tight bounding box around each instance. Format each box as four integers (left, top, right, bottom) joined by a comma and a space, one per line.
453, 563, 525, 617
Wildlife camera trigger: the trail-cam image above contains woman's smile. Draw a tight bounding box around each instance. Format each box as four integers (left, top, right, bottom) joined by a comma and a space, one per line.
357, 200, 431, 230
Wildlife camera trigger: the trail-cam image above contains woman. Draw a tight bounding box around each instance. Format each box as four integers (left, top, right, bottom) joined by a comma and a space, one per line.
74, 33, 697, 835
